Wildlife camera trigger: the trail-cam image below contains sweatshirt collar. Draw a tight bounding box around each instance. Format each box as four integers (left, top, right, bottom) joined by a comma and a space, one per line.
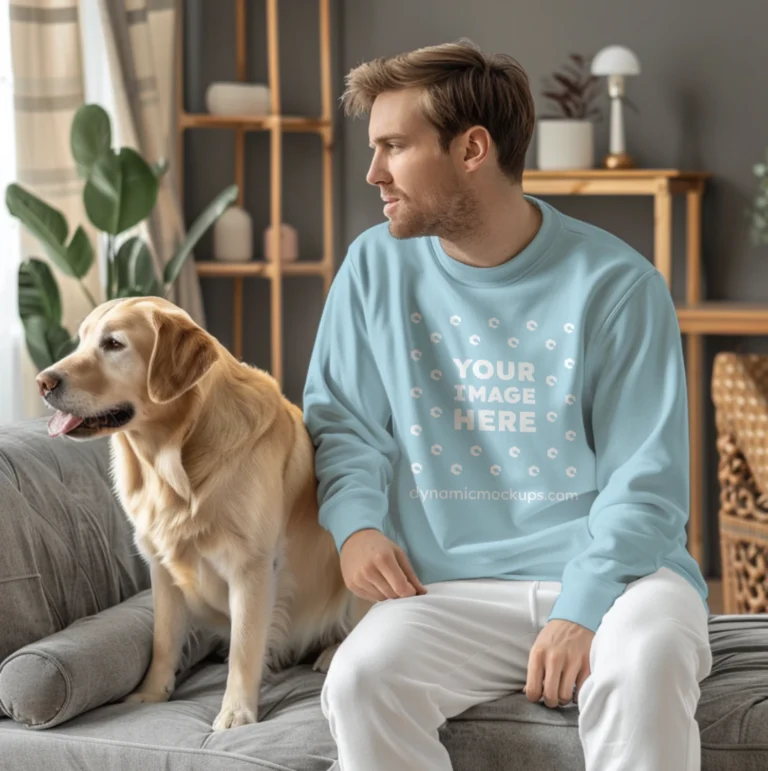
428, 195, 558, 287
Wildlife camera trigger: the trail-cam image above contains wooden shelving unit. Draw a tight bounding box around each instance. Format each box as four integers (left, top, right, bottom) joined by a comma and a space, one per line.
179, 114, 330, 133
195, 260, 329, 278
523, 169, 768, 571
176, 0, 335, 386
676, 303, 768, 335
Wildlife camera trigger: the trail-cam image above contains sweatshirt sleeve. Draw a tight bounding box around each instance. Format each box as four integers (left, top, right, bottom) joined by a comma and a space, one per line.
548, 269, 690, 632
302, 249, 399, 553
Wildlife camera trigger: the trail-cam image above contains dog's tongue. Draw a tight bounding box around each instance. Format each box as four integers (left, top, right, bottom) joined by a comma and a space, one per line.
48, 411, 84, 438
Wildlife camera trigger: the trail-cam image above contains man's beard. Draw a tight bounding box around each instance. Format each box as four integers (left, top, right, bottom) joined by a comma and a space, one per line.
387, 180, 482, 241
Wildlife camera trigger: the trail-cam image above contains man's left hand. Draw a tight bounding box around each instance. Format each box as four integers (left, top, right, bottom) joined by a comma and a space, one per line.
524, 620, 595, 708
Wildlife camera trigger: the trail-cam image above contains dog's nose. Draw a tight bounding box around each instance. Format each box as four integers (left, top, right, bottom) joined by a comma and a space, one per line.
36, 370, 62, 396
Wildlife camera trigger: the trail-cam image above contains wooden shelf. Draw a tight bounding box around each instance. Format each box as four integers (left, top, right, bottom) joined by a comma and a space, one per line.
180, 113, 331, 134
523, 169, 711, 196
676, 303, 768, 335
176, 0, 335, 383
195, 260, 329, 278
524, 169, 711, 179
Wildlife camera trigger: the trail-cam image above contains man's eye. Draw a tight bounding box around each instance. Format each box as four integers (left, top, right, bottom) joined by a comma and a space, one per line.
101, 337, 125, 352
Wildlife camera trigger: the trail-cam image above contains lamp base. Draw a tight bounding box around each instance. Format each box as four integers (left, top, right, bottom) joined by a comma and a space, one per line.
602, 152, 635, 170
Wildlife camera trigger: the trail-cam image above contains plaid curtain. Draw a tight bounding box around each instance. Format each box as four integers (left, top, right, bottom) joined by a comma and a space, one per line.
9, 0, 101, 417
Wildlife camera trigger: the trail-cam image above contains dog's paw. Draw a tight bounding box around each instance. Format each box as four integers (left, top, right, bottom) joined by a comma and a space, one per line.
123, 689, 171, 705
312, 643, 341, 673
213, 704, 257, 730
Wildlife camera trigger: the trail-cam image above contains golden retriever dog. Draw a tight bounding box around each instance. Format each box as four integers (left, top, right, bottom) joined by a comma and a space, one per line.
35, 296, 368, 730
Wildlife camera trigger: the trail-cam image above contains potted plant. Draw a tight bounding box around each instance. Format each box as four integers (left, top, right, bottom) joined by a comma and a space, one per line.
536, 53, 602, 171
749, 148, 768, 246
6, 103, 238, 372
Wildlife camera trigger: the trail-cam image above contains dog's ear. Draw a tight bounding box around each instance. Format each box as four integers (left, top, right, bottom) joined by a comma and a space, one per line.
147, 311, 218, 404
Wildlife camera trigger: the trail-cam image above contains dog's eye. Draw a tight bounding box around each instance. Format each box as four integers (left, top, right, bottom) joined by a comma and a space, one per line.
101, 337, 125, 352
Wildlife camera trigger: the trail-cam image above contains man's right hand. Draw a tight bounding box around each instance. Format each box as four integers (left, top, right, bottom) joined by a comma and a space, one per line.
340, 528, 428, 602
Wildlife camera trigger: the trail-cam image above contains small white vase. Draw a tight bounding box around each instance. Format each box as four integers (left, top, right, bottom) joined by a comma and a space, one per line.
213, 207, 252, 262
536, 119, 594, 170
205, 82, 271, 116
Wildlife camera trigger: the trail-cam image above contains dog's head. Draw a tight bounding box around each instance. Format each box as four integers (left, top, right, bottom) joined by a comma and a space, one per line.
36, 297, 219, 441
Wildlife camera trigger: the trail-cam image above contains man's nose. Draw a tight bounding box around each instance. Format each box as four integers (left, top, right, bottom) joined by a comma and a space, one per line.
366, 155, 392, 187
36, 369, 62, 396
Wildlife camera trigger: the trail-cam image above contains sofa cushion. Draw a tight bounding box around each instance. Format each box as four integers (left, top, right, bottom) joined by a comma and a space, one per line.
0, 615, 766, 771
697, 615, 768, 755
0, 420, 149, 666
0, 663, 335, 771
0, 590, 226, 729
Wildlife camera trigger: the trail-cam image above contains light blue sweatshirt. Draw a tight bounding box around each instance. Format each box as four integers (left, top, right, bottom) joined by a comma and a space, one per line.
302, 196, 708, 632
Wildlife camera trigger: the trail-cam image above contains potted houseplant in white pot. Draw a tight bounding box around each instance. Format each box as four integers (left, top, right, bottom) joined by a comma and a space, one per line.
537, 53, 602, 170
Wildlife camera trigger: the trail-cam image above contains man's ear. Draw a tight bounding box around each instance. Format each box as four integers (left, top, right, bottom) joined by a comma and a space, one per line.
461, 125, 492, 171
147, 311, 218, 404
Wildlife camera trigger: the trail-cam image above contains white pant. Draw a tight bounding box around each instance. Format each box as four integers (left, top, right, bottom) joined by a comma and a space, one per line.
321, 567, 712, 771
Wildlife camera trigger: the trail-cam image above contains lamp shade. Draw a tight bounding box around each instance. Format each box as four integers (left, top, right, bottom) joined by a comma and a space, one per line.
591, 45, 641, 76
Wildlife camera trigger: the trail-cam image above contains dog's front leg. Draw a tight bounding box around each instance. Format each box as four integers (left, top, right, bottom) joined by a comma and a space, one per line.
125, 558, 188, 704
213, 556, 273, 730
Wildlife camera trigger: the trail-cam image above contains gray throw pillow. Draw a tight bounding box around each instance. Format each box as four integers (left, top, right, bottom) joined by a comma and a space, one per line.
0, 589, 226, 729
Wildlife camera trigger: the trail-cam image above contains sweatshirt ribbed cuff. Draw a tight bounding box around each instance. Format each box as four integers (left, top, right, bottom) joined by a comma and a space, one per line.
548, 573, 626, 633
320, 494, 388, 554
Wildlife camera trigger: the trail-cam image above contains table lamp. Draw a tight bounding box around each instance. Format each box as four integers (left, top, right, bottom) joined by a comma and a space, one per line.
591, 45, 641, 169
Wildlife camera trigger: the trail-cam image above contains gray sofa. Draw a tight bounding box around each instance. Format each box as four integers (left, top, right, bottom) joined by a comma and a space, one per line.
0, 419, 767, 771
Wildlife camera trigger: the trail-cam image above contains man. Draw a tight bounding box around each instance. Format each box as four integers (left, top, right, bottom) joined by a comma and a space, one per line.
302, 39, 711, 771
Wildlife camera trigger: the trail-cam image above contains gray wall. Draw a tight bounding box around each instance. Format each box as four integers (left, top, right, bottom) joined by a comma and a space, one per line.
185, 0, 768, 578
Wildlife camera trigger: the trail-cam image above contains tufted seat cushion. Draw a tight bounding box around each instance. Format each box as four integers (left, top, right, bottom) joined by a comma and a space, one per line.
0, 615, 766, 771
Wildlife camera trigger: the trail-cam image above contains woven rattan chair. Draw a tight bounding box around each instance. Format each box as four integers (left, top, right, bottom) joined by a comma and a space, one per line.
712, 352, 768, 613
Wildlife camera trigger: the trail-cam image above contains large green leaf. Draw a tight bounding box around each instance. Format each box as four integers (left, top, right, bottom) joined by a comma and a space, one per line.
113, 238, 132, 291
83, 148, 159, 235
83, 151, 121, 233
116, 287, 148, 299
48, 326, 78, 361
18, 258, 62, 324
71, 104, 112, 178
119, 148, 159, 230
21, 316, 75, 371
106, 254, 115, 300
22, 316, 55, 371
64, 225, 94, 279
115, 237, 160, 296
164, 184, 238, 287
5, 183, 71, 272
6, 184, 93, 279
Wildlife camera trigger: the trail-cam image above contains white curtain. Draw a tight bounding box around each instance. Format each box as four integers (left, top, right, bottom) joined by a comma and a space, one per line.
0, 0, 23, 425
9, 0, 102, 419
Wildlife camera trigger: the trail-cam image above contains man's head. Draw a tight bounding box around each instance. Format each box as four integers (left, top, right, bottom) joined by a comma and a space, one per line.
342, 39, 535, 240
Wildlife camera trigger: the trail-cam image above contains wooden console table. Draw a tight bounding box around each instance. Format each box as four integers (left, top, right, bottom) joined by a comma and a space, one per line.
521, 169, 712, 568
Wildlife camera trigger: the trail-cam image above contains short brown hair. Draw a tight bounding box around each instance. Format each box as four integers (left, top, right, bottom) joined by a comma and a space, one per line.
341, 39, 535, 183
